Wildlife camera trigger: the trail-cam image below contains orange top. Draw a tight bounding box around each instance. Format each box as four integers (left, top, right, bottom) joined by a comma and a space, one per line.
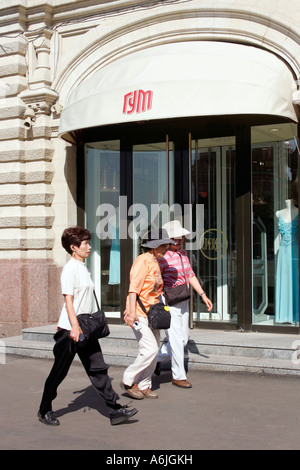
127, 252, 164, 318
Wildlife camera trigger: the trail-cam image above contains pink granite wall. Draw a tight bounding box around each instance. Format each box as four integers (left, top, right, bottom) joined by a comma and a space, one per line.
0, 260, 62, 338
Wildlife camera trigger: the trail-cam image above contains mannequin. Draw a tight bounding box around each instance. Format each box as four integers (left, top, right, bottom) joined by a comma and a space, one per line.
276, 199, 298, 223
275, 199, 299, 323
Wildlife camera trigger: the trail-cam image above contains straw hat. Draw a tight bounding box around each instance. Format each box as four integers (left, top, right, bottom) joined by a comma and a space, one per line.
141, 228, 174, 249
162, 220, 190, 238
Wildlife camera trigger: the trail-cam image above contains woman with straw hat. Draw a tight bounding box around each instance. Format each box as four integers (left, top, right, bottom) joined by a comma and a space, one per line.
121, 228, 174, 400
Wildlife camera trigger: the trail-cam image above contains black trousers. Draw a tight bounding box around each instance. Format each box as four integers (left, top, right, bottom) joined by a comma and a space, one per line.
39, 328, 119, 417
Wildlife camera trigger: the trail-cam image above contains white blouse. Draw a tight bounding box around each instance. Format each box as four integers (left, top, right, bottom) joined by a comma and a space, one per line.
57, 257, 94, 330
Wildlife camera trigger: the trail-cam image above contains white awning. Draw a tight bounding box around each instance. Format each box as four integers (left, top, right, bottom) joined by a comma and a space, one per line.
59, 41, 298, 141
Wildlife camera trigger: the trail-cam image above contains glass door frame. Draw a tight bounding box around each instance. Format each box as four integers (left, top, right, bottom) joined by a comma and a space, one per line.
188, 126, 251, 330
119, 135, 175, 321
78, 125, 258, 330
190, 136, 236, 325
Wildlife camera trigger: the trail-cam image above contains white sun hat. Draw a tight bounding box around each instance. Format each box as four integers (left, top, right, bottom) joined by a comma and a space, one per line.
162, 220, 190, 238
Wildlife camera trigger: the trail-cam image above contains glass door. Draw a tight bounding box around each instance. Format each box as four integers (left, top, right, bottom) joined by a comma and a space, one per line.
84, 138, 174, 318
190, 136, 237, 324
85, 141, 121, 318
131, 140, 174, 259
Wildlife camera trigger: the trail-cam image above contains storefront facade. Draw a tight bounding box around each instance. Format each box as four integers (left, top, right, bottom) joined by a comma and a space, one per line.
1, 0, 300, 335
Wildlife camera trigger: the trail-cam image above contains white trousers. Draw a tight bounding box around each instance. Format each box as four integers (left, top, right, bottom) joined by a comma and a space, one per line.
123, 316, 160, 391
158, 299, 189, 380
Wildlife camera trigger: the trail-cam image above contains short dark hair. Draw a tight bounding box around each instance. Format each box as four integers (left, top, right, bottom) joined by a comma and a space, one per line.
61, 226, 91, 255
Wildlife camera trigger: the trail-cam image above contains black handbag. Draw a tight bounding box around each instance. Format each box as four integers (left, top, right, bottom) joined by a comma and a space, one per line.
137, 297, 171, 330
164, 283, 190, 306
163, 253, 190, 306
77, 291, 110, 342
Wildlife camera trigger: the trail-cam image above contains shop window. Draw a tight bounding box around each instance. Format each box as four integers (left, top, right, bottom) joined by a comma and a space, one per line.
251, 124, 299, 326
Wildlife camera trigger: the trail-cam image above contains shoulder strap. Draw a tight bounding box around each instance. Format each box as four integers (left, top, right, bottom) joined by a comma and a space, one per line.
178, 252, 188, 285
136, 296, 147, 314
93, 290, 101, 311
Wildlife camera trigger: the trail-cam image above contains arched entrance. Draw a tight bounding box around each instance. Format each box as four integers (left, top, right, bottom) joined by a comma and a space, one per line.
59, 41, 299, 331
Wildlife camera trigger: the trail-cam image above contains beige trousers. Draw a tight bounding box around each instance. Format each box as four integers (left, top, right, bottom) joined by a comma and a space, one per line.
123, 316, 160, 391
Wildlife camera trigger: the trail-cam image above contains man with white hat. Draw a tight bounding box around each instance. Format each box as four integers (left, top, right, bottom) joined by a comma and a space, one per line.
157, 220, 213, 388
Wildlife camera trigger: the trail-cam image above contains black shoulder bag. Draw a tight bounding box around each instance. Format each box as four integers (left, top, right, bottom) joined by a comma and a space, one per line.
137, 297, 171, 330
77, 291, 110, 341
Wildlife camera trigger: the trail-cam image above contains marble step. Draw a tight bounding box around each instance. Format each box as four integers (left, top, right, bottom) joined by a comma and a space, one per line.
2, 324, 300, 376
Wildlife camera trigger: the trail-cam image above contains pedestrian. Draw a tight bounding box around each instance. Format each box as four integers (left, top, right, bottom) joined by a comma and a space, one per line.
38, 226, 138, 426
121, 228, 174, 400
156, 220, 213, 388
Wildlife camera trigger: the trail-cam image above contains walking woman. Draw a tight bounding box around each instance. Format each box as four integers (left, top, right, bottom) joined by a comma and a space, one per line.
38, 226, 137, 426
121, 228, 174, 400
157, 220, 213, 388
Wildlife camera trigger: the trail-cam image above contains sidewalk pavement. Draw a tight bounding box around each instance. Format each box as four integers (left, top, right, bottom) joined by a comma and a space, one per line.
1, 355, 300, 451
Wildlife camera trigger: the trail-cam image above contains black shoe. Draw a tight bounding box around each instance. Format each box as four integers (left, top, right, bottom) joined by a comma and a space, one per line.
37, 410, 60, 426
110, 406, 138, 425
154, 362, 161, 376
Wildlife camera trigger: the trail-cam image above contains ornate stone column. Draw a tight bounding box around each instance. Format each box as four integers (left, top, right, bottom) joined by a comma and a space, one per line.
0, 27, 62, 337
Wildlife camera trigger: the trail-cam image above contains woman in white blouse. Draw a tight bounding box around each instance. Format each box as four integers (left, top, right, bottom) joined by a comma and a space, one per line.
38, 226, 138, 426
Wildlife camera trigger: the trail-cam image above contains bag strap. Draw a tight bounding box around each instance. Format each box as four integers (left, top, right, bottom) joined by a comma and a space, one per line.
178, 252, 188, 285
136, 296, 148, 314
93, 290, 101, 311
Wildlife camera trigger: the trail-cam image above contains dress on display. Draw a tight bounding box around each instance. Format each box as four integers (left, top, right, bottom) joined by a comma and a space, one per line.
275, 215, 299, 323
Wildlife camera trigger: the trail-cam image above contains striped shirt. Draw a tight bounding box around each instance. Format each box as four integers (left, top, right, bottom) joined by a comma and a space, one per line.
157, 249, 195, 288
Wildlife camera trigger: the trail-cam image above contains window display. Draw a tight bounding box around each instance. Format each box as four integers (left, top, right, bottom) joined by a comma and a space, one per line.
275, 199, 299, 323
252, 123, 299, 327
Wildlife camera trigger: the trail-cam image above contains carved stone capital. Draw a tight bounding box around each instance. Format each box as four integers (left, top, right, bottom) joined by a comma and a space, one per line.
20, 88, 59, 116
